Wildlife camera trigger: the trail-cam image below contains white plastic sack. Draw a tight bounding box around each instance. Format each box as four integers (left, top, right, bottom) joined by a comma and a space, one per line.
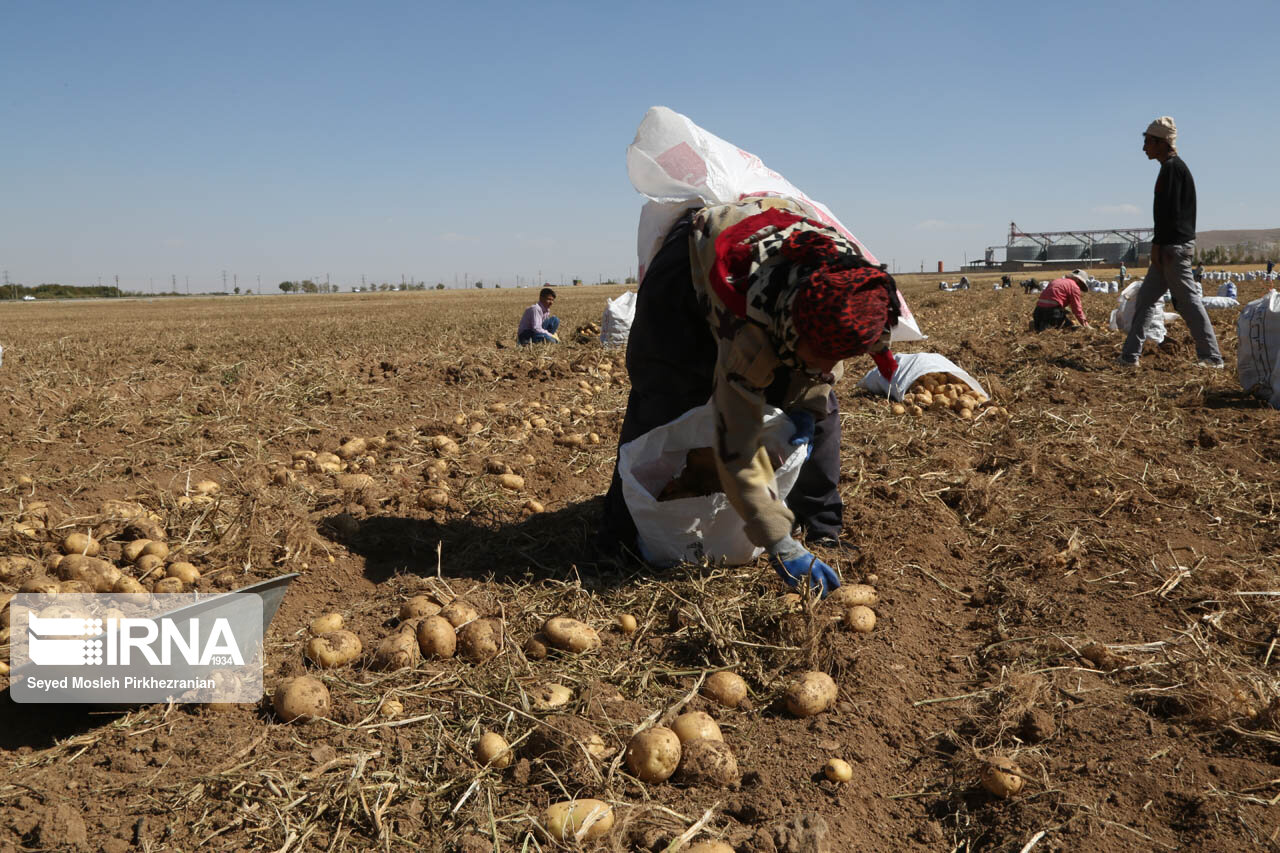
1216, 282, 1238, 299
618, 401, 806, 567
627, 106, 925, 344
1236, 290, 1280, 406
1202, 296, 1239, 310
857, 352, 986, 402
600, 290, 638, 349
1109, 281, 1167, 343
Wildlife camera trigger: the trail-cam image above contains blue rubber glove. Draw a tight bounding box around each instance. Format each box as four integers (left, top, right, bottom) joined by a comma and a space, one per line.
787, 410, 815, 460
768, 535, 841, 598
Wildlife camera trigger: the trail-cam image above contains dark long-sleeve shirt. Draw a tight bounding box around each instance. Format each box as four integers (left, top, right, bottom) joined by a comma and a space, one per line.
1152, 155, 1196, 245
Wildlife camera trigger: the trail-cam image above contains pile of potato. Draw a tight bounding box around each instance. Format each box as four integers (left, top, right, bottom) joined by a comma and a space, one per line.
890, 372, 1007, 420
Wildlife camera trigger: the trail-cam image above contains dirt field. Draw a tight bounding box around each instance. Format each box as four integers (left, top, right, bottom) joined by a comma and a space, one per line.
1, 270, 1278, 852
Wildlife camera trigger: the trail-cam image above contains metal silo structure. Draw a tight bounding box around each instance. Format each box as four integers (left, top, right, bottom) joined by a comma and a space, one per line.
1045, 235, 1086, 261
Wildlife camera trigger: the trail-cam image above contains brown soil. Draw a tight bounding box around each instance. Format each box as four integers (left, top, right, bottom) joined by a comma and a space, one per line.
0, 272, 1278, 852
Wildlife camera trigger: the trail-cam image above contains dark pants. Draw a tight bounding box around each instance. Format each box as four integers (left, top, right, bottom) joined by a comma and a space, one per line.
1032, 304, 1072, 332
601, 210, 843, 552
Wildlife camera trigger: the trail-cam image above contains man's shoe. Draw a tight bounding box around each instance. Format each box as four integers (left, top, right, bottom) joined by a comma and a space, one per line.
1195, 359, 1225, 369
1115, 356, 1140, 368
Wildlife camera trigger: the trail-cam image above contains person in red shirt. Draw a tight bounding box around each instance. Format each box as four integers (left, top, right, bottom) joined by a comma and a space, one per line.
1032, 270, 1090, 331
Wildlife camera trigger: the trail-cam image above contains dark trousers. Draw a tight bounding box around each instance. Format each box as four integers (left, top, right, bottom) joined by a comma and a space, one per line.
1032, 304, 1072, 332
601, 210, 843, 551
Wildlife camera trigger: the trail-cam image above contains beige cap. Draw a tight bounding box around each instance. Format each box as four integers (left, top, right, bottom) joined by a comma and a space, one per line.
1144, 116, 1177, 142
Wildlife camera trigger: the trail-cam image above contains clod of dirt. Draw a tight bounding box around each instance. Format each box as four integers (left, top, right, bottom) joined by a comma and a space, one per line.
1197, 427, 1220, 449
1020, 708, 1056, 743
771, 813, 830, 853
674, 737, 739, 787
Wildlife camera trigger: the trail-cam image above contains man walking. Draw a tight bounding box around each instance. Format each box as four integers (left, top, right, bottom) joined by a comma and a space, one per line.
1117, 117, 1224, 369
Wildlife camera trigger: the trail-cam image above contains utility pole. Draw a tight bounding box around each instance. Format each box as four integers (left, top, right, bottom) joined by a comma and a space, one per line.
114, 274, 119, 296
185, 275, 190, 294
361, 274, 366, 290
172, 274, 177, 293
233, 273, 238, 291
4, 270, 12, 301
222, 270, 227, 291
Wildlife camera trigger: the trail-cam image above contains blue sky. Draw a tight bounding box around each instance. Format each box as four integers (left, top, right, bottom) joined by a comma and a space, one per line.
3, 0, 1277, 292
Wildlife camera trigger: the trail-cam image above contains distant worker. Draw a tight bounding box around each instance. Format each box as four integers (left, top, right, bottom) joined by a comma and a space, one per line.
1032, 270, 1091, 331
1021, 278, 1038, 294
517, 287, 560, 345
1000, 274, 1012, 289
958, 275, 971, 290
1268, 259, 1275, 276
1117, 117, 1224, 369
1194, 261, 1205, 283
1119, 262, 1127, 283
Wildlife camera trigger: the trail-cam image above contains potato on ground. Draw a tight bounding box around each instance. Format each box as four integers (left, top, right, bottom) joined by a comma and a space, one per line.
476, 731, 512, 768
542, 616, 600, 652
702, 671, 748, 708
416, 615, 457, 659
981, 755, 1025, 798
457, 618, 503, 664
544, 799, 614, 844
784, 671, 837, 717
372, 628, 419, 670
273, 676, 330, 723
671, 711, 722, 743
306, 629, 363, 668
625, 727, 682, 783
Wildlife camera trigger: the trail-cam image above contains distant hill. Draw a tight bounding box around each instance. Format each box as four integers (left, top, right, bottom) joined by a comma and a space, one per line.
1196, 228, 1280, 251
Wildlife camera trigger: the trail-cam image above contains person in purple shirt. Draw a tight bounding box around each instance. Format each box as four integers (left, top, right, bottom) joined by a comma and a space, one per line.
517, 287, 561, 345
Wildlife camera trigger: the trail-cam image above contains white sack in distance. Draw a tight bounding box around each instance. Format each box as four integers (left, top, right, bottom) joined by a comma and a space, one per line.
626, 106, 925, 344
618, 401, 807, 567
600, 290, 638, 349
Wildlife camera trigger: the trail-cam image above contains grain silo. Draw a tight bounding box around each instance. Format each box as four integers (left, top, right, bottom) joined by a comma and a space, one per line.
1045, 235, 1086, 261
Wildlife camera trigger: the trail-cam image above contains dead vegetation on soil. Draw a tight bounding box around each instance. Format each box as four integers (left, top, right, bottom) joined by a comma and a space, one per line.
1, 277, 1279, 852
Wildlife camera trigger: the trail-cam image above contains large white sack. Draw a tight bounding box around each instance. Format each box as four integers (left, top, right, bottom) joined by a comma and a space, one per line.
600, 290, 638, 349
619, 401, 806, 567
858, 352, 986, 402
1236, 290, 1280, 406
1109, 281, 1167, 343
627, 106, 926, 344
1202, 295, 1239, 310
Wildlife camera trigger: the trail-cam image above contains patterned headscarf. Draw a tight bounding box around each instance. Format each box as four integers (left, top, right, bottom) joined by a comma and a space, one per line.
708, 208, 898, 368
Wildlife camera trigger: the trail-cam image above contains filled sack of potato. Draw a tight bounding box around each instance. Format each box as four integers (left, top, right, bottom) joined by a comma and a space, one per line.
857, 352, 986, 403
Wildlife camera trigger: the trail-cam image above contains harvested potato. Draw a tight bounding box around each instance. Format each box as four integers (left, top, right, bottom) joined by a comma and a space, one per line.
192, 479, 220, 496
166, 561, 201, 585
542, 616, 600, 653
381, 698, 404, 718
523, 499, 544, 514
20, 576, 60, 594
671, 711, 723, 744
135, 554, 165, 576
827, 583, 878, 608
309, 612, 344, 635
675, 738, 740, 787
399, 595, 441, 621
616, 613, 637, 634
336, 437, 367, 459
152, 577, 185, 593
419, 489, 450, 509
890, 403, 906, 415
981, 756, 1025, 798
496, 473, 524, 490
439, 599, 479, 628
58, 580, 93, 594
61, 532, 100, 557
372, 629, 419, 670
457, 618, 503, 664
544, 799, 614, 843
824, 757, 854, 782
122, 540, 153, 563
477, 731, 512, 768
273, 676, 330, 723
702, 671, 748, 708
58, 555, 121, 592
843, 605, 876, 633
416, 615, 457, 659
523, 635, 549, 660
112, 576, 147, 595
685, 842, 735, 853
530, 682, 572, 711
785, 671, 837, 717
335, 473, 375, 492
305, 630, 363, 668
625, 727, 682, 783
